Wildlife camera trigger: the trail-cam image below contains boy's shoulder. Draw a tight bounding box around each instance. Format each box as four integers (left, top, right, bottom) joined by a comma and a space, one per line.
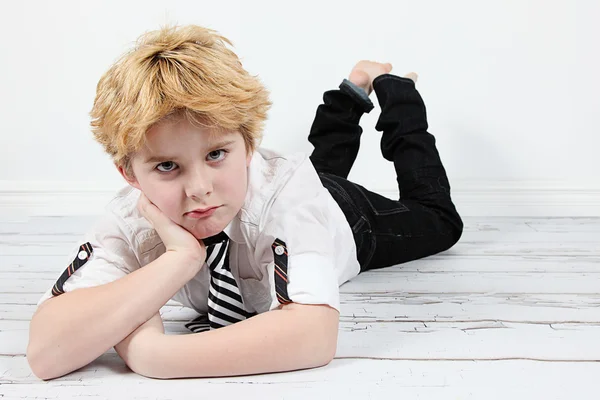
251, 147, 309, 184
245, 147, 326, 225
247, 148, 317, 202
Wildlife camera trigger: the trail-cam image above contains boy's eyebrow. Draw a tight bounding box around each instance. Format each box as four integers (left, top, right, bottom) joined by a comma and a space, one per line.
142, 139, 238, 163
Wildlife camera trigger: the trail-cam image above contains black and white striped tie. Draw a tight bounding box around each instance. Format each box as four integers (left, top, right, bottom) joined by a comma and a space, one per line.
185, 232, 253, 333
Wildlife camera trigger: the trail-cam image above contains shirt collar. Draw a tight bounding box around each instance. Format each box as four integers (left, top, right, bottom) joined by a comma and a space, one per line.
222, 218, 239, 243
218, 149, 265, 244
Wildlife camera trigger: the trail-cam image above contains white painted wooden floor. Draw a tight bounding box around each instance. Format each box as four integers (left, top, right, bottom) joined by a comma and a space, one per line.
1, 216, 599, 399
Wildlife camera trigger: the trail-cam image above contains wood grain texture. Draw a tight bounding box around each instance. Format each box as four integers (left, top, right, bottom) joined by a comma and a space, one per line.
1, 216, 599, 399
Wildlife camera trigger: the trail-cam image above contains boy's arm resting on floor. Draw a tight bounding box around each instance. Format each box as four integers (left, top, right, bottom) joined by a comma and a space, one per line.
118, 302, 339, 379
119, 183, 343, 378
27, 250, 201, 381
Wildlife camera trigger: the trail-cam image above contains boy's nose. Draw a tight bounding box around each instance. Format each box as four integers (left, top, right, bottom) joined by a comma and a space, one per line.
185, 168, 213, 199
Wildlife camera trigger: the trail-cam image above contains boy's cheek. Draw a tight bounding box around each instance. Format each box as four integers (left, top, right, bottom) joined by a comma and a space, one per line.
141, 188, 181, 220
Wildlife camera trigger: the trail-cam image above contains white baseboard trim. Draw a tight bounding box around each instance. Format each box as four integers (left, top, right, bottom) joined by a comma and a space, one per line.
0, 180, 598, 217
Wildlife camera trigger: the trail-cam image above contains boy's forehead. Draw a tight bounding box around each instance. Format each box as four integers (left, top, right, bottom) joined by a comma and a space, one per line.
147, 116, 226, 140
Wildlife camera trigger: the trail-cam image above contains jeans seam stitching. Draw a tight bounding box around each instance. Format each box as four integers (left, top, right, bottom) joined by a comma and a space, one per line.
363, 234, 376, 270
355, 185, 409, 215
320, 175, 366, 221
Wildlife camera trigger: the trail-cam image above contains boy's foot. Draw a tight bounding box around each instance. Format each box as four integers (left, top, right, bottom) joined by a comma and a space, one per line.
403, 72, 418, 83
348, 60, 418, 96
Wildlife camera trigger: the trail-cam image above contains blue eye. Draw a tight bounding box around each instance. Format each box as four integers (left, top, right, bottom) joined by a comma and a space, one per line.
156, 161, 177, 173
207, 150, 227, 161
154, 150, 226, 173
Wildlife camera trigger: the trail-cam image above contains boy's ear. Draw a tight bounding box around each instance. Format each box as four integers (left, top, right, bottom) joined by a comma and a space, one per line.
116, 164, 142, 190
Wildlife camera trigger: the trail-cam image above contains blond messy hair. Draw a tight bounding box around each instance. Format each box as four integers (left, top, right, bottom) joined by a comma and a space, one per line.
90, 24, 271, 177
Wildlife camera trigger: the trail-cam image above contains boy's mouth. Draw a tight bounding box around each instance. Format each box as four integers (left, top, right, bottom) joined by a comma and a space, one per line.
184, 206, 221, 219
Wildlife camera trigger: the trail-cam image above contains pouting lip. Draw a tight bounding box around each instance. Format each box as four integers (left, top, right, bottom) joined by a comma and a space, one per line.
184, 206, 220, 215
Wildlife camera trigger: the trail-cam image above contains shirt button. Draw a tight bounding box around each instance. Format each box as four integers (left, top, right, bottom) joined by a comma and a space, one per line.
78, 250, 88, 260
275, 245, 285, 256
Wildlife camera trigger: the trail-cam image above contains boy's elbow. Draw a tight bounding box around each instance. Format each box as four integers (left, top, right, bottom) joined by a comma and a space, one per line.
324, 324, 339, 364
307, 332, 337, 369
27, 301, 70, 381
288, 303, 339, 367
27, 326, 66, 380
316, 337, 337, 366
27, 319, 52, 380
27, 342, 57, 381
316, 313, 338, 366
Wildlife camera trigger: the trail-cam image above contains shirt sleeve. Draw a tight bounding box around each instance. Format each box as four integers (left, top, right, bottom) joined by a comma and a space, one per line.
36, 212, 141, 307
253, 167, 341, 313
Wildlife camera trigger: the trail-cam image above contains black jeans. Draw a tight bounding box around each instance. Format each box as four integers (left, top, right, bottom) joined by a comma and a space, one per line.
309, 74, 463, 273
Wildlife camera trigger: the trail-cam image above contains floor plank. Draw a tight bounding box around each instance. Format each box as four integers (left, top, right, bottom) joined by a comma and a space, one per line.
2, 319, 598, 360
1, 356, 599, 399
1, 216, 599, 398
4, 292, 600, 323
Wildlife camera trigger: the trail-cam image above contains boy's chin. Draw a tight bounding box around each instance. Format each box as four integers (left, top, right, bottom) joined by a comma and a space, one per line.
184, 222, 224, 240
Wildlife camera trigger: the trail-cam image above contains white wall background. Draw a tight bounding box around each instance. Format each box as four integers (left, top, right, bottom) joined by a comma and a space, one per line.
0, 0, 598, 216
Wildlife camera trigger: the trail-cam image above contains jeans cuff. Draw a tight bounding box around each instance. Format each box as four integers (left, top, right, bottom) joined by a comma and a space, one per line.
339, 79, 375, 113
373, 74, 416, 89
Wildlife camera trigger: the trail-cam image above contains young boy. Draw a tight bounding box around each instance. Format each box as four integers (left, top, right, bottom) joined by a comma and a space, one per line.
27, 25, 463, 380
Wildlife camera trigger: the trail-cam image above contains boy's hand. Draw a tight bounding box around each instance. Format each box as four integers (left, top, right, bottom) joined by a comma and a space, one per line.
348, 60, 418, 96
137, 192, 206, 265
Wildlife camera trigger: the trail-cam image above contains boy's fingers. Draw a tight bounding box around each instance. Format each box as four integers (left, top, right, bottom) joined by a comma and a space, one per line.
137, 193, 163, 227
137, 198, 153, 227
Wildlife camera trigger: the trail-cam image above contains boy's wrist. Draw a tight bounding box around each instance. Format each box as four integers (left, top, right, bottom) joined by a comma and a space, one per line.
161, 250, 204, 281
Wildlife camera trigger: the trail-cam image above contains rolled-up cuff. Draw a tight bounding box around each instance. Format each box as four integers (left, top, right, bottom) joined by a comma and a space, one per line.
339, 78, 375, 113
268, 253, 341, 313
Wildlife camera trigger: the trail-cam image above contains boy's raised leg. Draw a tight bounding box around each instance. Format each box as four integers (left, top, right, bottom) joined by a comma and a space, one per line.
307, 88, 366, 179
374, 74, 458, 217
354, 73, 464, 269
308, 61, 392, 179
308, 62, 463, 271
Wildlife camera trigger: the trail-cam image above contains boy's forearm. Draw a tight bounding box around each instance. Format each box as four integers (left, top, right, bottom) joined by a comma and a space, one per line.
27, 251, 200, 380
114, 311, 165, 372
136, 303, 339, 379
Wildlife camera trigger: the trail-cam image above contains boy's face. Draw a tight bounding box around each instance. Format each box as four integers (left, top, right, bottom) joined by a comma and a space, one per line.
118, 117, 252, 240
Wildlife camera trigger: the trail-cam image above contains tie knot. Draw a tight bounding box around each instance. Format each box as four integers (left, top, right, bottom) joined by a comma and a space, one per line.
202, 231, 228, 247
204, 231, 229, 267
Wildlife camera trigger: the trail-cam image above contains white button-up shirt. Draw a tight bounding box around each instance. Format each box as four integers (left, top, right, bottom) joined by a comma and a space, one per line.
37, 148, 360, 314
